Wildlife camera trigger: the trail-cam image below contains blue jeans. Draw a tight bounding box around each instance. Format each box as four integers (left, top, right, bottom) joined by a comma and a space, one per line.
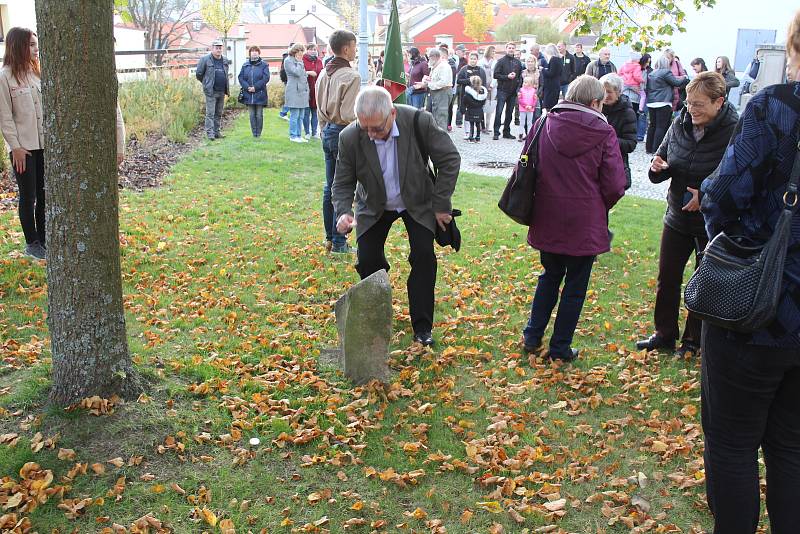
560, 83, 569, 98
248, 104, 264, 136
408, 91, 426, 110
279, 104, 288, 117
636, 109, 647, 140
302, 107, 318, 136
288, 107, 303, 138
523, 251, 595, 357
322, 123, 347, 248
494, 90, 517, 136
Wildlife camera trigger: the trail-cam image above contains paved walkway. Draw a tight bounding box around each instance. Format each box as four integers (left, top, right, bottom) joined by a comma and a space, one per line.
449, 124, 668, 202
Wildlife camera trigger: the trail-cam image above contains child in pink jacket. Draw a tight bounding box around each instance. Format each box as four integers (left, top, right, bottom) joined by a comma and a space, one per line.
517, 75, 538, 140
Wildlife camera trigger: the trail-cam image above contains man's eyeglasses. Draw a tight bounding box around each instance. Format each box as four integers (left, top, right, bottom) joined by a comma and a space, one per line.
362, 114, 391, 134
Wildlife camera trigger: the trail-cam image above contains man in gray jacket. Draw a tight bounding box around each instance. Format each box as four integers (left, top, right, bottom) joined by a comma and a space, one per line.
333, 86, 460, 346
195, 39, 230, 140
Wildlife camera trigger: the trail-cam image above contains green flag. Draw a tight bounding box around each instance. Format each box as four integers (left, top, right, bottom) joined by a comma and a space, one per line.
381, 0, 406, 104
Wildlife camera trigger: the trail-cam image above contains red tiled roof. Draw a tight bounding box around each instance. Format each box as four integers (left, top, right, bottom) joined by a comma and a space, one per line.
241, 23, 308, 48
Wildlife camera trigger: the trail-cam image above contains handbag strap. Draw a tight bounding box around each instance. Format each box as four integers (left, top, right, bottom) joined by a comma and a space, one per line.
784, 137, 800, 209
519, 112, 547, 168
413, 109, 436, 182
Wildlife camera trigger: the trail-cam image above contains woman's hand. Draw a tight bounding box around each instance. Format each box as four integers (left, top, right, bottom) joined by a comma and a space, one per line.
650, 155, 669, 173
248, 86, 255, 92
682, 187, 700, 212
11, 147, 30, 174
306, 71, 317, 77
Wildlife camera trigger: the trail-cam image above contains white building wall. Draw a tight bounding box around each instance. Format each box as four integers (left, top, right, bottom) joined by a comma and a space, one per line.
0, 0, 38, 58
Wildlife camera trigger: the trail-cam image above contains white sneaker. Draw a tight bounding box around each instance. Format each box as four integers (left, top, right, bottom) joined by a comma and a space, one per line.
299, 137, 309, 143
290, 137, 305, 143
280, 114, 290, 121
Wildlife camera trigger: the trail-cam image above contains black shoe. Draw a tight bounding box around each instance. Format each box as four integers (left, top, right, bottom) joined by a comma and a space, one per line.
215, 133, 225, 139
502, 133, 515, 139
413, 332, 434, 347
514, 119, 520, 126
523, 340, 542, 354
547, 348, 579, 362
24, 241, 46, 260
635, 334, 676, 351
492, 134, 499, 140
676, 340, 700, 358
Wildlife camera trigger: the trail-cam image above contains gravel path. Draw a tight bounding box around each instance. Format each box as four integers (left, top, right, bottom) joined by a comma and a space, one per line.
449, 124, 668, 202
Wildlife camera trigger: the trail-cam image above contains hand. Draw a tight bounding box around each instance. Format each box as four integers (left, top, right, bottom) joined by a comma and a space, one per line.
117, 153, 124, 166
650, 155, 669, 173
248, 86, 255, 92
435, 212, 452, 232
413, 82, 425, 89
306, 71, 317, 77
682, 187, 700, 212
337, 214, 356, 234
11, 147, 30, 174
508, 72, 516, 79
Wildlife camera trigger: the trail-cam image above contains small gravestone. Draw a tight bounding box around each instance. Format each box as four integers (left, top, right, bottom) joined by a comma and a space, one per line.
334, 269, 392, 385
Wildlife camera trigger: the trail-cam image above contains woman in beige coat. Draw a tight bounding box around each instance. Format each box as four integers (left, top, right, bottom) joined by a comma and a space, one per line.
0, 27, 45, 260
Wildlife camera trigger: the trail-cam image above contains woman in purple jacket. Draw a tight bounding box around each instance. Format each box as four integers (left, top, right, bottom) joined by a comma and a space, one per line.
522, 75, 627, 362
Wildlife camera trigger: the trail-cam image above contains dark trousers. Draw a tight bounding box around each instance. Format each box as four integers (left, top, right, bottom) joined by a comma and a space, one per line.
356, 210, 436, 334
494, 90, 517, 136
523, 251, 595, 357
467, 120, 480, 140
13, 149, 45, 246
701, 323, 800, 533
646, 105, 672, 153
322, 124, 347, 248
654, 224, 707, 343
248, 104, 264, 136
446, 93, 456, 127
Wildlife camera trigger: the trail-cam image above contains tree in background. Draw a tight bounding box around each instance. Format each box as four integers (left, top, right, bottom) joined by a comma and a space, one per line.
495, 15, 565, 44
571, 0, 715, 51
339, 0, 359, 32
121, 0, 198, 65
464, 0, 493, 41
35, 0, 143, 406
200, 0, 243, 44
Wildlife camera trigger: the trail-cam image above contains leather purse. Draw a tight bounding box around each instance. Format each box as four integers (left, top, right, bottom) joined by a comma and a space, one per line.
684, 142, 800, 332
498, 113, 547, 226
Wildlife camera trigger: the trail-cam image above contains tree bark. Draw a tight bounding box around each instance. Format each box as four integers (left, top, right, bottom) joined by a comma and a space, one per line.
36, 0, 142, 406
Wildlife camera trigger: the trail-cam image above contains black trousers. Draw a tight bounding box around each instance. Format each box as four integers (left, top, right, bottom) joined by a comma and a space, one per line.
12, 149, 45, 246
493, 90, 517, 136
654, 224, 707, 343
356, 210, 437, 334
646, 105, 672, 153
702, 323, 800, 533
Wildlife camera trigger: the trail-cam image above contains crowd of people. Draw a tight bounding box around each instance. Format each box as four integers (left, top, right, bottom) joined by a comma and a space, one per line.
3, 12, 800, 533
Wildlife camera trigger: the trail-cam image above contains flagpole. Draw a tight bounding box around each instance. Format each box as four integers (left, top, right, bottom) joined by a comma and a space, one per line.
358, 0, 369, 87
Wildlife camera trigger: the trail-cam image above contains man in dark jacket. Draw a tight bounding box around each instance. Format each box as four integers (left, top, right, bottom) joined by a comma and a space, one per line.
636, 72, 738, 357
195, 39, 230, 140
493, 42, 523, 140
600, 73, 637, 188
333, 86, 460, 347
573, 43, 591, 76
558, 41, 576, 97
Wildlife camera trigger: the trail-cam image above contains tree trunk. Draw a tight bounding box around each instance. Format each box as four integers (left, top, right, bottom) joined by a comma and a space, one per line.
35, 0, 142, 406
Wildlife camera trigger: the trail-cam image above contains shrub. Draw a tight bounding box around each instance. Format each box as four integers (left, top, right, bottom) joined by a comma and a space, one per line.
119, 75, 204, 143
267, 79, 285, 109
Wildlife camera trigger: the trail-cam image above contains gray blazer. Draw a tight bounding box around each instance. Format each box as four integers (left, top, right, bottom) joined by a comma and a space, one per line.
333, 105, 461, 239
195, 53, 230, 96
283, 56, 309, 109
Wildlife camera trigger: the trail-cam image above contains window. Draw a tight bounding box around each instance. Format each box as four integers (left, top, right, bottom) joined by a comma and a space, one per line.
311, 4, 316, 12
0, 7, 6, 42
289, 19, 294, 23
290, 4, 295, 11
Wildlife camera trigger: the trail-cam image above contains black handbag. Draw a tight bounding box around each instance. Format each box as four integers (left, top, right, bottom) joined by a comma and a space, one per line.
413, 109, 461, 251
683, 143, 800, 333
498, 113, 547, 226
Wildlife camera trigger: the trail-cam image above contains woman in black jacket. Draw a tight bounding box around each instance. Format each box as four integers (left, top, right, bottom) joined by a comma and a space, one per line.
456, 51, 487, 136
600, 73, 637, 189
636, 72, 738, 357
539, 44, 563, 110
645, 54, 689, 153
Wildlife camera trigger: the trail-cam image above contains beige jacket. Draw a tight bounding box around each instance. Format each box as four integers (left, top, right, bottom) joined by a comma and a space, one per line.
0, 66, 43, 151
316, 65, 361, 129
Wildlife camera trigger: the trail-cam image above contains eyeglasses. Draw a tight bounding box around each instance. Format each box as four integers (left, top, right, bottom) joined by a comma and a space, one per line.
362, 114, 391, 134
686, 99, 716, 109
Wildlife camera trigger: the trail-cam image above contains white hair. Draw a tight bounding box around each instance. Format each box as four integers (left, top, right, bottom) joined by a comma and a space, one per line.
354, 85, 393, 118
427, 48, 441, 61
544, 43, 558, 58
599, 72, 623, 93
654, 54, 672, 70
565, 75, 605, 106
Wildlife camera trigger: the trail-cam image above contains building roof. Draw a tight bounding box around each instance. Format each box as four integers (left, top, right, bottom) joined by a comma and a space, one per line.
240, 23, 309, 48
493, 5, 571, 30
409, 9, 458, 38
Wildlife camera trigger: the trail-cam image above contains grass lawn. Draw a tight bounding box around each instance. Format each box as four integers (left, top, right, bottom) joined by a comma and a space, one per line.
0, 111, 732, 533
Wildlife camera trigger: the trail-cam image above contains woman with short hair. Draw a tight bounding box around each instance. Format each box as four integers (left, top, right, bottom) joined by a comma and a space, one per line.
302, 43, 323, 139
645, 54, 688, 153
521, 75, 627, 362
0, 27, 45, 260
715, 55, 740, 96
539, 43, 563, 111
698, 12, 800, 531
600, 73, 637, 189
636, 71, 738, 357
238, 45, 270, 137
283, 43, 309, 142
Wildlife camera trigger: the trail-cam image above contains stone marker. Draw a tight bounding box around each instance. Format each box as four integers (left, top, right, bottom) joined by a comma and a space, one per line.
334, 269, 392, 385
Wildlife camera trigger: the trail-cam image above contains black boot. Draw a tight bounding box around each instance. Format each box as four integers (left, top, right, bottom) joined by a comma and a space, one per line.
635, 334, 676, 351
